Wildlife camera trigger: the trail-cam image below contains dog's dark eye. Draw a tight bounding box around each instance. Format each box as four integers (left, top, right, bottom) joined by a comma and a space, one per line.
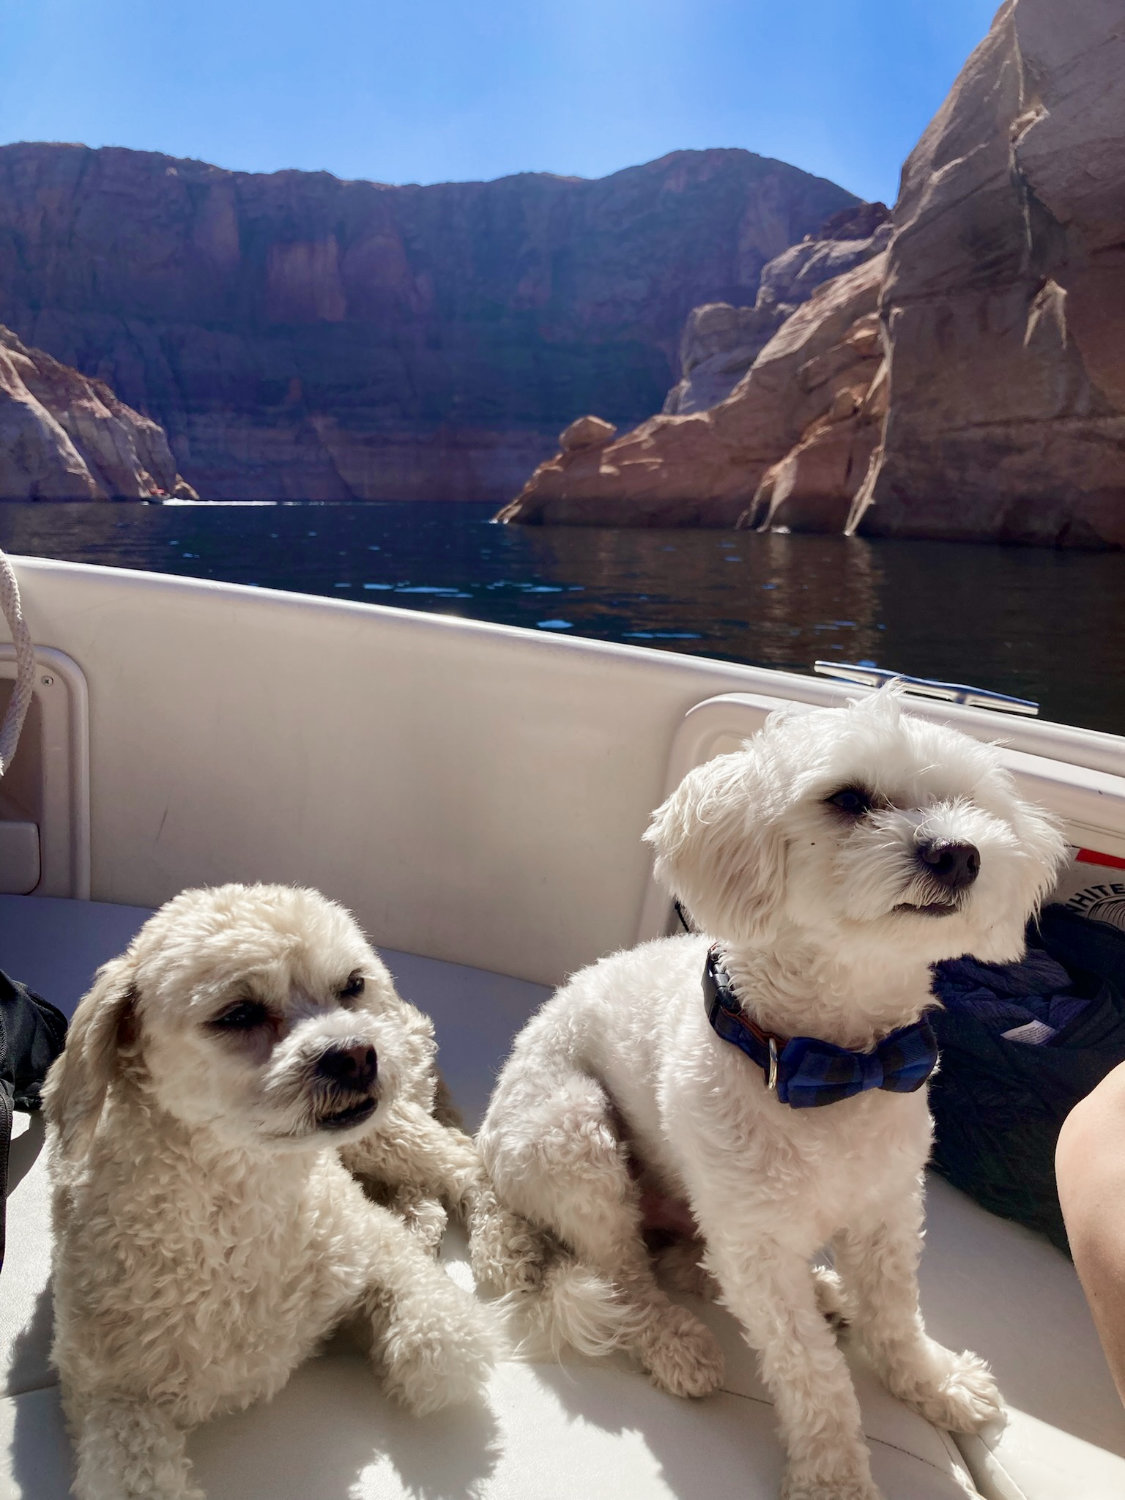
826, 786, 874, 816
211, 1000, 271, 1031
339, 972, 365, 1001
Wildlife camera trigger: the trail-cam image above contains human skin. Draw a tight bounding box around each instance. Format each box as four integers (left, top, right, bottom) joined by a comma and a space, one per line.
1056, 1061, 1125, 1405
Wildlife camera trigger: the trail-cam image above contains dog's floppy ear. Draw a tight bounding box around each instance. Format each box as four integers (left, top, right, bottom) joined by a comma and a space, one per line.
42, 954, 138, 1159
645, 746, 787, 943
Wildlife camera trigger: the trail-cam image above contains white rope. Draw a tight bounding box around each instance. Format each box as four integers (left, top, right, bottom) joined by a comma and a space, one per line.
0, 548, 36, 777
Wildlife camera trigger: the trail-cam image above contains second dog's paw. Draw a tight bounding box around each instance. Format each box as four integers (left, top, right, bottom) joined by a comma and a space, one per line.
467, 1195, 546, 1296
781, 1477, 883, 1500
637, 1304, 724, 1399
781, 1457, 883, 1500
898, 1347, 1005, 1433
401, 1195, 448, 1254
380, 1291, 501, 1416
811, 1265, 853, 1330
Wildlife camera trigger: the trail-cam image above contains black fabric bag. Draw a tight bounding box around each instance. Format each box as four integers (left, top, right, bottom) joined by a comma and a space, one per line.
929, 905, 1125, 1254
0, 970, 67, 1270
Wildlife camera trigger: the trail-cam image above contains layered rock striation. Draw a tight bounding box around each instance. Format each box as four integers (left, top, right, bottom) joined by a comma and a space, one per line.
499, 219, 890, 528
663, 202, 890, 417
851, 0, 1125, 546
504, 0, 1125, 546
0, 144, 856, 502
0, 325, 196, 500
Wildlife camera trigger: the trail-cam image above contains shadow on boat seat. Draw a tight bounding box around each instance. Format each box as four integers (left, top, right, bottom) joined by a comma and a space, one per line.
1, 894, 1124, 1499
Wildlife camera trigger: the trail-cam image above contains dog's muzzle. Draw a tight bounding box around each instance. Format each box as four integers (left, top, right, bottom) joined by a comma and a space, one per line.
894, 838, 980, 918
917, 838, 980, 894
312, 1040, 379, 1130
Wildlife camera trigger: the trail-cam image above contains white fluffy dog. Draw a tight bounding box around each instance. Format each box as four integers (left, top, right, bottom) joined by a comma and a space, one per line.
45, 883, 500, 1500
473, 688, 1065, 1500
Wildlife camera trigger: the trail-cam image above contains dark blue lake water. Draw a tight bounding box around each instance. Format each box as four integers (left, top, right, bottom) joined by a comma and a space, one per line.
0, 500, 1121, 735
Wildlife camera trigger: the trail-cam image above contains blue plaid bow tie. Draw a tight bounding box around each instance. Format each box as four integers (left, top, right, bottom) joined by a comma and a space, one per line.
703, 946, 938, 1108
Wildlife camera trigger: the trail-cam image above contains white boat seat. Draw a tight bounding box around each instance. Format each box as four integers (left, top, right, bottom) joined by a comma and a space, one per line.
2, 896, 1124, 1498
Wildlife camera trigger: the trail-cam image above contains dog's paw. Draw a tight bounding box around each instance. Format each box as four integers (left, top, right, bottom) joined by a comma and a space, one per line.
73, 1400, 207, 1500
781, 1476, 883, 1500
811, 1264, 853, 1330
380, 1285, 501, 1416
468, 1195, 548, 1296
400, 1194, 449, 1254
637, 1304, 724, 1399
897, 1347, 1005, 1433
780, 1452, 888, 1500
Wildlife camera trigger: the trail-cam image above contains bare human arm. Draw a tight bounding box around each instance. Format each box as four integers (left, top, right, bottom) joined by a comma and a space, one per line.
1056, 1060, 1125, 1406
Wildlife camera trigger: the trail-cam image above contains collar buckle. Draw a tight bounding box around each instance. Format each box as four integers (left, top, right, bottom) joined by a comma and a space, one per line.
767, 1035, 779, 1091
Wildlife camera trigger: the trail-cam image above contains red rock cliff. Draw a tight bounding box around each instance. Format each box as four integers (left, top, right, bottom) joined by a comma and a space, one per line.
0, 145, 856, 502
852, 0, 1125, 546
502, 0, 1125, 547
0, 325, 196, 500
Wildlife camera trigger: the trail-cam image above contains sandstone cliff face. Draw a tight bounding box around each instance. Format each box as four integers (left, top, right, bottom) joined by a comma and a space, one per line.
662, 302, 790, 418
0, 144, 856, 502
0, 325, 196, 500
504, 0, 1125, 546
851, 0, 1125, 546
756, 202, 892, 308
662, 203, 890, 417
496, 254, 885, 528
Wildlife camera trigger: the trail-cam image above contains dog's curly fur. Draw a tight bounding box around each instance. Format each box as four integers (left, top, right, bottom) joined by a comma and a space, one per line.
472, 689, 1066, 1500
45, 883, 500, 1500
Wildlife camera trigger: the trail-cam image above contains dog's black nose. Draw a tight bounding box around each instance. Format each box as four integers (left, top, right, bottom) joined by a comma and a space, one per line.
316, 1042, 377, 1090
917, 839, 980, 891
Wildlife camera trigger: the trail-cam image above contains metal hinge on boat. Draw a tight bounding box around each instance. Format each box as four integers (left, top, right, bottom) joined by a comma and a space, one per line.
813, 662, 1039, 716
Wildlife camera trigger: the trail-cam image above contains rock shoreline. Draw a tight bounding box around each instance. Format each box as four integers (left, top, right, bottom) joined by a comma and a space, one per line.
500, 0, 1125, 549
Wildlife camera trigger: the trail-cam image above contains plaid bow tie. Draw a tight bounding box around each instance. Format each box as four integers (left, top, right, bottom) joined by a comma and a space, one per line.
703, 946, 938, 1108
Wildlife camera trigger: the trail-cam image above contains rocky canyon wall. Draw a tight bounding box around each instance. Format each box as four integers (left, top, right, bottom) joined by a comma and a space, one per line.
498, 218, 890, 528
852, 0, 1125, 545
0, 145, 856, 502
503, 0, 1125, 547
0, 324, 195, 500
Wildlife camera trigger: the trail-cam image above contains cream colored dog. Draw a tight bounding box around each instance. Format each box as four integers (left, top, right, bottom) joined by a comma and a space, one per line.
45, 883, 499, 1500
473, 688, 1065, 1500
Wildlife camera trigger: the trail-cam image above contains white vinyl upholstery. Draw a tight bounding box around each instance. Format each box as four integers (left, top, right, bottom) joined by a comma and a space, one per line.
919, 1175, 1125, 1499
3, 896, 1124, 1498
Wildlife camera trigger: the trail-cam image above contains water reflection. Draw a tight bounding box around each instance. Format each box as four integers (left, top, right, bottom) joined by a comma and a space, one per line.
521, 525, 887, 674
0, 501, 1120, 734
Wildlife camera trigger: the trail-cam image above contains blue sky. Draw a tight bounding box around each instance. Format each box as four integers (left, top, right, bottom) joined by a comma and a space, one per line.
1, 0, 999, 204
